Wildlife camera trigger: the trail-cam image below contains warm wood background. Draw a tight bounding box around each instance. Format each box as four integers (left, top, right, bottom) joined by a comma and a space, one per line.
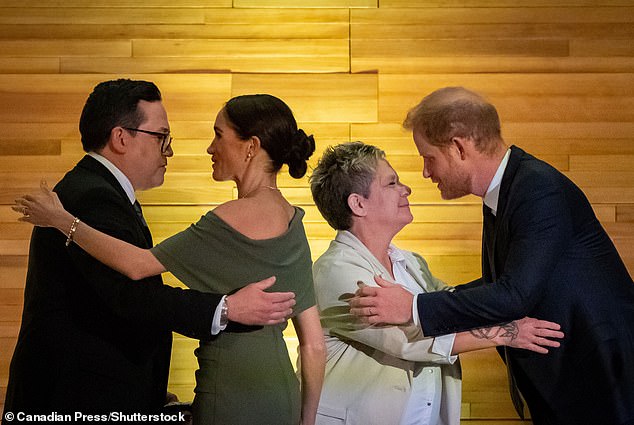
1, 1, 633, 423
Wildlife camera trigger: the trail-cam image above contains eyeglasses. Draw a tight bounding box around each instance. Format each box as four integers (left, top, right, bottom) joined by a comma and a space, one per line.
123, 127, 173, 153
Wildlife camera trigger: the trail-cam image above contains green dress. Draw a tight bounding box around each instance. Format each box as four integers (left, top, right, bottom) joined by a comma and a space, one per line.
151, 207, 315, 425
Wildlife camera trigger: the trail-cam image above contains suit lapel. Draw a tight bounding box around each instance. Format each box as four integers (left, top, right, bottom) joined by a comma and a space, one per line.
336, 231, 430, 294
336, 231, 391, 277
75, 155, 153, 247
483, 146, 525, 281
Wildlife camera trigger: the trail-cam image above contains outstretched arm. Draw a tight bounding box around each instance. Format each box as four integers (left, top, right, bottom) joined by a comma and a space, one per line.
15, 184, 296, 328
350, 276, 563, 354
15, 183, 164, 280
453, 317, 563, 354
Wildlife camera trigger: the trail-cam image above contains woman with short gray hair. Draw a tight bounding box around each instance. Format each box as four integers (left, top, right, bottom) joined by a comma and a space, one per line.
309, 141, 563, 425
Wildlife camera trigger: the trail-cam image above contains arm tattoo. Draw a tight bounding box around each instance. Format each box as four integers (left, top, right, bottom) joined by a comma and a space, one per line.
469, 321, 519, 342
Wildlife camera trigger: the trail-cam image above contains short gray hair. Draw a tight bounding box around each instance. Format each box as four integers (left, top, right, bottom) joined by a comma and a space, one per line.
310, 142, 385, 230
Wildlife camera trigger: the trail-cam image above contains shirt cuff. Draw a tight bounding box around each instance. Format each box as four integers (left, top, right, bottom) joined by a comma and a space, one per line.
412, 293, 420, 327
431, 333, 458, 364
211, 295, 228, 336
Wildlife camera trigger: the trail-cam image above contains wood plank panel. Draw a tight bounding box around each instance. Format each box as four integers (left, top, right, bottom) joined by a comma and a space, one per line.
0, 40, 131, 57
380, 93, 634, 126
507, 138, 634, 155
352, 7, 634, 24
583, 188, 634, 204
0, 22, 348, 40
603, 223, 634, 239
234, 0, 376, 7
353, 56, 634, 74
380, 0, 630, 6
0, 156, 79, 174
504, 122, 634, 139
379, 73, 634, 97
571, 39, 634, 57
0, 241, 29, 256
132, 39, 349, 74
0, 224, 32, 241
0, 7, 205, 24
0, 306, 22, 322
62, 56, 348, 74
0, 58, 59, 73
353, 23, 634, 40
0, 139, 61, 156
0, 338, 17, 380
0, 93, 86, 123
5, 123, 77, 139
0, 8, 347, 40
0, 289, 23, 306
564, 171, 634, 187
0, 173, 67, 193
0, 323, 20, 339
569, 155, 634, 171
354, 39, 569, 59
0, 269, 27, 291
423, 255, 482, 284
0, 73, 231, 94
617, 205, 634, 222
232, 74, 377, 123
1, 0, 229, 5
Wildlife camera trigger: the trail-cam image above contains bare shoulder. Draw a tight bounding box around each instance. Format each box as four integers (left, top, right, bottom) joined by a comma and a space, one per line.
213, 197, 295, 240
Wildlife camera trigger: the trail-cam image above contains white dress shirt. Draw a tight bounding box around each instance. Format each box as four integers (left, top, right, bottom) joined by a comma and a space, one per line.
390, 246, 457, 425
483, 148, 511, 216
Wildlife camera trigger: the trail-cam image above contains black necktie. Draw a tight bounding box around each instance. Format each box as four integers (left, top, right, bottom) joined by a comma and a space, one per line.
483, 205, 525, 418
133, 200, 148, 228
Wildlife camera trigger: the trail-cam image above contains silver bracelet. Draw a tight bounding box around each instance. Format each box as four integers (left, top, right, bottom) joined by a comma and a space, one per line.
220, 298, 229, 327
65, 217, 81, 247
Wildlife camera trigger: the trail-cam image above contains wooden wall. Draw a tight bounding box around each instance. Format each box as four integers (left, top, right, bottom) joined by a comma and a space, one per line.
1, 1, 633, 423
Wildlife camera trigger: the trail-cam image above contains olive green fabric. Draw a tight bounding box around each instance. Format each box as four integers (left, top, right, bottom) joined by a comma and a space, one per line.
151, 207, 315, 425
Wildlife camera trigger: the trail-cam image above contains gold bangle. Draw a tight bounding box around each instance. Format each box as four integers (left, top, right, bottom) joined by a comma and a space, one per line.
65, 217, 81, 247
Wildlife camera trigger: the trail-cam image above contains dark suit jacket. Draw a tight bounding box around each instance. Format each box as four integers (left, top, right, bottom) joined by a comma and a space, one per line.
3, 156, 222, 416
416, 146, 634, 425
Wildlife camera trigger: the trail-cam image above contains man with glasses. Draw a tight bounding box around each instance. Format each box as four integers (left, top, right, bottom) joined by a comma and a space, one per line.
3, 79, 295, 420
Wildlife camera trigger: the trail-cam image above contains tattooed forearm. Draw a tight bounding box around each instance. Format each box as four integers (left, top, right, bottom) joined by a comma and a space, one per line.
498, 322, 519, 342
469, 321, 519, 342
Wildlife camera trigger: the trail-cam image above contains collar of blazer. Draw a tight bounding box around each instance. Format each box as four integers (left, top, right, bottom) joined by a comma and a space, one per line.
334, 230, 432, 293
76, 155, 153, 246
496, 145, 526, 219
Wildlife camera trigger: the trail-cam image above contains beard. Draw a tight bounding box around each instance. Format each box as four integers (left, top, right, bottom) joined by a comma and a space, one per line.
437, 167, 471, 200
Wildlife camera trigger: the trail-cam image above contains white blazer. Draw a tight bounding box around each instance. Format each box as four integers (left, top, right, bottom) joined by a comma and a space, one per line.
313, 231, 462, 425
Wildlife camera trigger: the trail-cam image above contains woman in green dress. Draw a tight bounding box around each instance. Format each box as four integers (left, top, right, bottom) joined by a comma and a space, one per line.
16, 94, 326, 425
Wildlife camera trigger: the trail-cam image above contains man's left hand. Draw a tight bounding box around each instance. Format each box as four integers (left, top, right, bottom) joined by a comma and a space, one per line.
349, 275, 414, 325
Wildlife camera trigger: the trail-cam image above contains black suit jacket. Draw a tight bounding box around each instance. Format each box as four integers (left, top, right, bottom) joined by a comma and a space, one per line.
3, 156, 222, 416
416, 146, 634, 425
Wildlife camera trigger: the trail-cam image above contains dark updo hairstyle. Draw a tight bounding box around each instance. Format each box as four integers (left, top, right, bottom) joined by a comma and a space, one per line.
223, 94, 315, 178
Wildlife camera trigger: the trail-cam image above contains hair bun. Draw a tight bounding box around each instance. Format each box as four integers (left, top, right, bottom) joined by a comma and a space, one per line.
285, 129, 316, 178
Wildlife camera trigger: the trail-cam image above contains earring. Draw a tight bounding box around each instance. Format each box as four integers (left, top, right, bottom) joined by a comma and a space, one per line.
245, 152, 252, 162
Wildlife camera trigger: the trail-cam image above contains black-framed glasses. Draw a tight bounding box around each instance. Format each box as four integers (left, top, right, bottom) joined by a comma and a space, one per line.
123, 127, 173, 153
